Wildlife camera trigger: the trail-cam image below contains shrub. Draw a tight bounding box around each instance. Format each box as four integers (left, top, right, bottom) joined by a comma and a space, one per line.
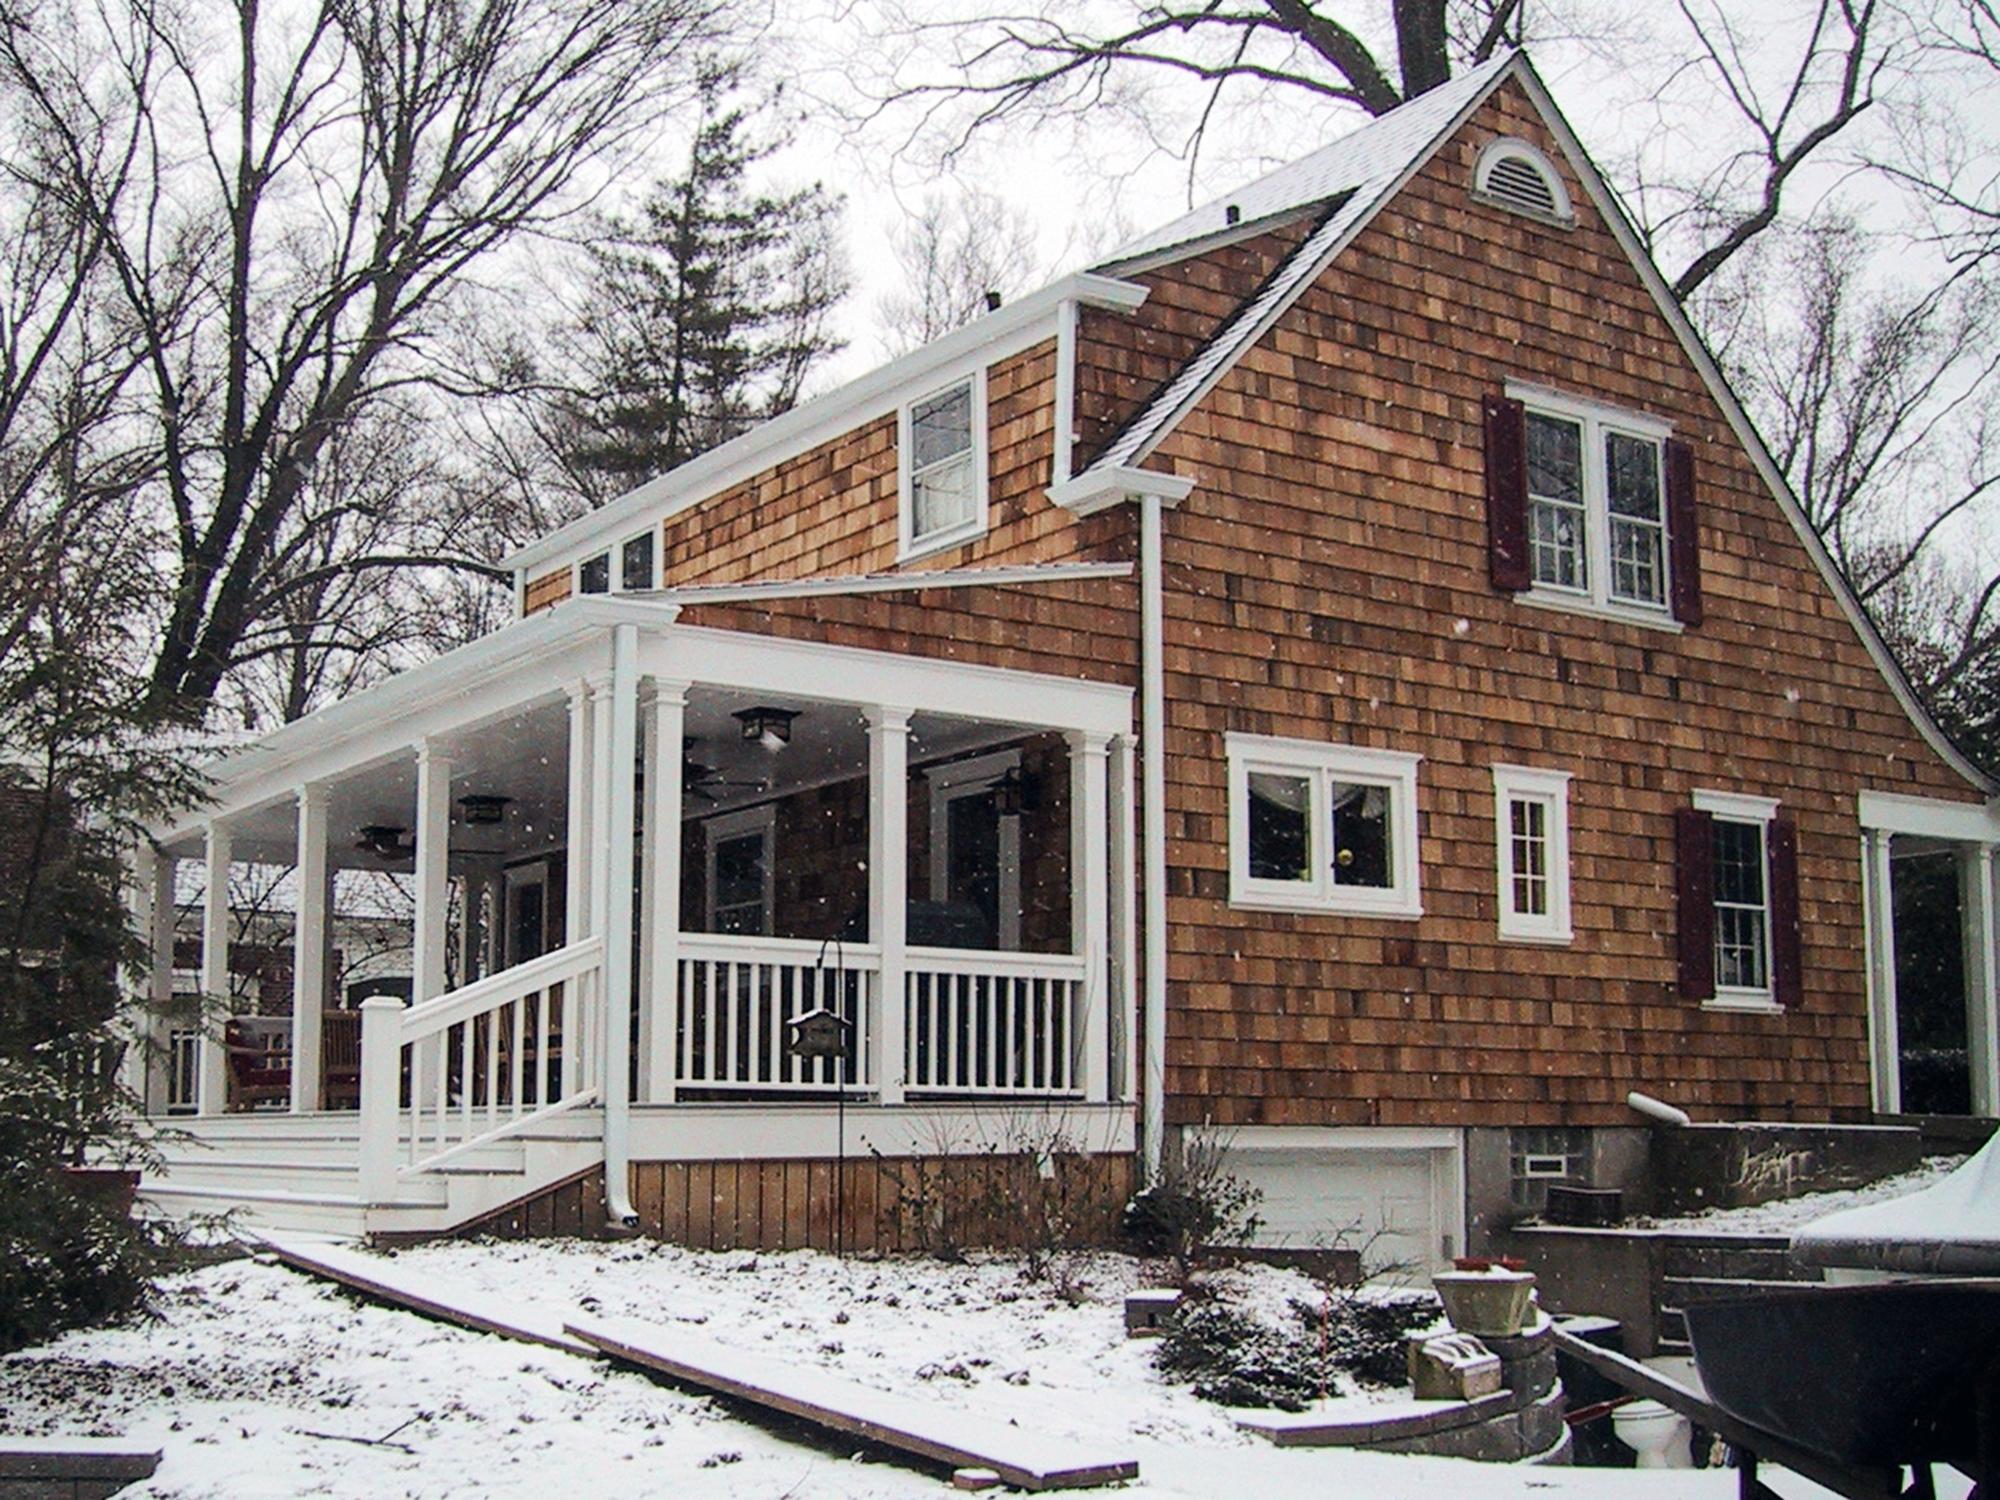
1120, 1127, 1262, 1274
1153, 1286, 1444, 1410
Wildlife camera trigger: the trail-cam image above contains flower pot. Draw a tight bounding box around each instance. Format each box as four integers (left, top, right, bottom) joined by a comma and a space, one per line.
1431, 1268, 1536, 1336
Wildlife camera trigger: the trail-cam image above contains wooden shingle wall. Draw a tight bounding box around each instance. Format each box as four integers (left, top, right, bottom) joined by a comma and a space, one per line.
1140, 79, 1983, 1131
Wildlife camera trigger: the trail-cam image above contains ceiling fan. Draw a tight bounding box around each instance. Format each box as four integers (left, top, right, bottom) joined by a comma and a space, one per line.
682, 739, 767, 805
354, 824, 415, 858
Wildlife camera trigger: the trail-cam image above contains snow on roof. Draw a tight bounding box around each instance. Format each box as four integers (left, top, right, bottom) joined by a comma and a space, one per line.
1088, 54, 1518, 473
1098, 52, 1516, 269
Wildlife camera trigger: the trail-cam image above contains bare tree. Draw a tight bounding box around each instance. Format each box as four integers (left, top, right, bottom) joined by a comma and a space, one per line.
875, 187, 1044, 354
1, 0, 732, 721
857, 1, 1912, 299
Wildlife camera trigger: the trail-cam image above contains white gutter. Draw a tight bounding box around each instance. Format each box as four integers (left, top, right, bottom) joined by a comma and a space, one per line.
602, 623, 640, 1227
1047, 465, 1195, 1179
1140, 494, 1170, 1178
504, 272, 1150, 577
642, 560, 1131, 608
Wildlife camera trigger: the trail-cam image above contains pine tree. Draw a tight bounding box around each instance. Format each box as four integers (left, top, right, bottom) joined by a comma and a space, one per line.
565, 68, 848, 488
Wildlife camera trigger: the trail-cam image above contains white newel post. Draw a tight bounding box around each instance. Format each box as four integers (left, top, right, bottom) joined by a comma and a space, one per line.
642, 679, 689, 1102
868, 706, 911, 1104
197, 821, 232, 1115
357, 995, 405, 1202
1862, 828, 1902, 1115
1109, 734, 1137, 1104
1961, 843, 1999, 1117
291, 786, 330, 1112
1069, 729, 1112, 1102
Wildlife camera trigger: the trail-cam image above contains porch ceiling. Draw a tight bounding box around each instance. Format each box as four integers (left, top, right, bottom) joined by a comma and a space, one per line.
163, 698, 572, 870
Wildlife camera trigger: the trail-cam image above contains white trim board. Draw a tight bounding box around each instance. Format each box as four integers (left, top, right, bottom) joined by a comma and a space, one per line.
1858, 789, 2000, 843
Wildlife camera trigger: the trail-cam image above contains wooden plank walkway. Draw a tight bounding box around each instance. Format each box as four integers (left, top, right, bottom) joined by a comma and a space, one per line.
567, 1315, 1140, 1492
248, 1233, 594, 1355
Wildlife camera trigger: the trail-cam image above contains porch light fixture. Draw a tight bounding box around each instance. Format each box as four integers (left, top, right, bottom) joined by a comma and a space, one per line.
988, 765, 1039, 818
355, 824, 411, 857
734, 705, 799, 751
457, 794, 512, 826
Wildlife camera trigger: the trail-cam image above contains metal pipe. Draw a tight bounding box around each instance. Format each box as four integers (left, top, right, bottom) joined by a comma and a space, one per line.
1626, 1090, 1692, 1127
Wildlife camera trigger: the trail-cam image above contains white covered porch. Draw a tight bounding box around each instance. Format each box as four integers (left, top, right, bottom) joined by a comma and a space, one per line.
132, 599, 1136, 1235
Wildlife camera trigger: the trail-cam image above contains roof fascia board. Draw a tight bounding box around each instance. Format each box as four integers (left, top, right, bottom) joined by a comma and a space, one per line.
649, 560, 1132, 607
1514, 65, 1998, 795
1047, 467, 1199, 517
1113, 57, 1521, 472
1094, 205, 1325, 279
503, 272, 1150, 576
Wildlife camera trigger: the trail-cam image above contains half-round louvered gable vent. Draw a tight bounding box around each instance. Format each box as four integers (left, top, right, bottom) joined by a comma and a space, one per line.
1473, 139, 1574, 226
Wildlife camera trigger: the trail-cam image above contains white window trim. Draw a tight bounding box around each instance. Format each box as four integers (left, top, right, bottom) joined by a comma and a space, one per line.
898, 366, 990, 563
1506, 381, 1676, 628
926, 748, 1023, 950
617, 531, 658, 592
1226, 733, 1423, 919
1492, 763, 1573, 944
1472, 137, 1575, 227
1693, 789, 1781, 1013
703, 804, 776, 935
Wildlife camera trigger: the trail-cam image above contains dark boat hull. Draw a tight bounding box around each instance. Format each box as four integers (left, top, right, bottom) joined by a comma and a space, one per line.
1685, 1281, 2000, 1470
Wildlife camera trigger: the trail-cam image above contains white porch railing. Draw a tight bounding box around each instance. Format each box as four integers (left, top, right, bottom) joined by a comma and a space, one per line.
358, 936, 604, 1197
905, 947, 1087, 1096
675, 934, 876, 1092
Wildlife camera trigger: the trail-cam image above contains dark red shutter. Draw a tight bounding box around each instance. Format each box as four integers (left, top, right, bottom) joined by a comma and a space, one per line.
1666, 436, 1703, 626
1768, 817, 1803, 1006
1485, 395, 1531, 592
1676, 807, 1715, 1000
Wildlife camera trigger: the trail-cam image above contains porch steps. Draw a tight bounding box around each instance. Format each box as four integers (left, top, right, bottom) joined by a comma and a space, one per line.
136, 1108, 604, 1240
1654, 1234, 1823, 1356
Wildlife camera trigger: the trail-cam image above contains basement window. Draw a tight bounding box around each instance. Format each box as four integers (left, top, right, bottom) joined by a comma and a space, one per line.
1472, 138, 1573, 226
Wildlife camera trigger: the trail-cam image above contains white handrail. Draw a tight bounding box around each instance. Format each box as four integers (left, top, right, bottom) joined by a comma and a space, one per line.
905, 946, 1086, 981
677, 931, 882, 964
401, 937, 604, 1039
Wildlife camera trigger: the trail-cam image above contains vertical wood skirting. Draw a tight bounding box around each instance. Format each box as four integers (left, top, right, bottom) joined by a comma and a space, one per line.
614, 1152, 1135, 1256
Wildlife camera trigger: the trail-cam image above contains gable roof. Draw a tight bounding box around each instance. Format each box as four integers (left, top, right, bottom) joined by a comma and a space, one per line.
1076, 52, 1996, 796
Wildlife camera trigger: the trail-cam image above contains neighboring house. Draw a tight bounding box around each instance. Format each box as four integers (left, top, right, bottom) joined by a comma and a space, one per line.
132, 52, 2000, 1259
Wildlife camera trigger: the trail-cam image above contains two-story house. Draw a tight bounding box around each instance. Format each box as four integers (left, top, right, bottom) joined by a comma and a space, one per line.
131, 51, 2000, 1260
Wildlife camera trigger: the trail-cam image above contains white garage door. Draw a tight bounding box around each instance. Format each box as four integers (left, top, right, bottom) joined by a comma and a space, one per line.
1229, 1131, 1462, 1277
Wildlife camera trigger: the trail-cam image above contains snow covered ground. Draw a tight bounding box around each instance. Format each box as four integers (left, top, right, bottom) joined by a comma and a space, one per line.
1631, 1155, 1968, 1235
0, 1239, 1967, 1498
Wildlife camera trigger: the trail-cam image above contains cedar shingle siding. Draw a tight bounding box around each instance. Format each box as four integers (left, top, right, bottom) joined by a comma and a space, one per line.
523, 75, 1982, 1135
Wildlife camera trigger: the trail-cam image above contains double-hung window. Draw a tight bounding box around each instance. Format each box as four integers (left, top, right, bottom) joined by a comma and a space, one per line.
1515, 387, 1674, 619
1678, 790, 1801, 1011
899, 371, 987, 558
1492, 764, 1573, 942
1227, 734, 1422, 918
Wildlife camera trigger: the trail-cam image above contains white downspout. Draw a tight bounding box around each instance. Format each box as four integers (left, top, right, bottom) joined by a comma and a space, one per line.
1141, 493, 1168, 1178
602, 624, 640, 1227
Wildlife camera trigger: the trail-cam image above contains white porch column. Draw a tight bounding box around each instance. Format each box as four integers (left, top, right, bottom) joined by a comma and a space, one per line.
585, 673, 615, 1100
142, 850, 178, 1115
197, 820, 232, 1115
565, 680, 594, 945
1069, 729, 1112, 1102
868, 706, 912, 1104
121, 846, 161, 1111
412, 743, 453, 1007
1109, 733, 1137, 1104
290, 785, 331, 1112
641, 679, 689, 1103
602, 627, 641, 1226
1960, 843, 1999, 1117
1862, 828, 1902, 1115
